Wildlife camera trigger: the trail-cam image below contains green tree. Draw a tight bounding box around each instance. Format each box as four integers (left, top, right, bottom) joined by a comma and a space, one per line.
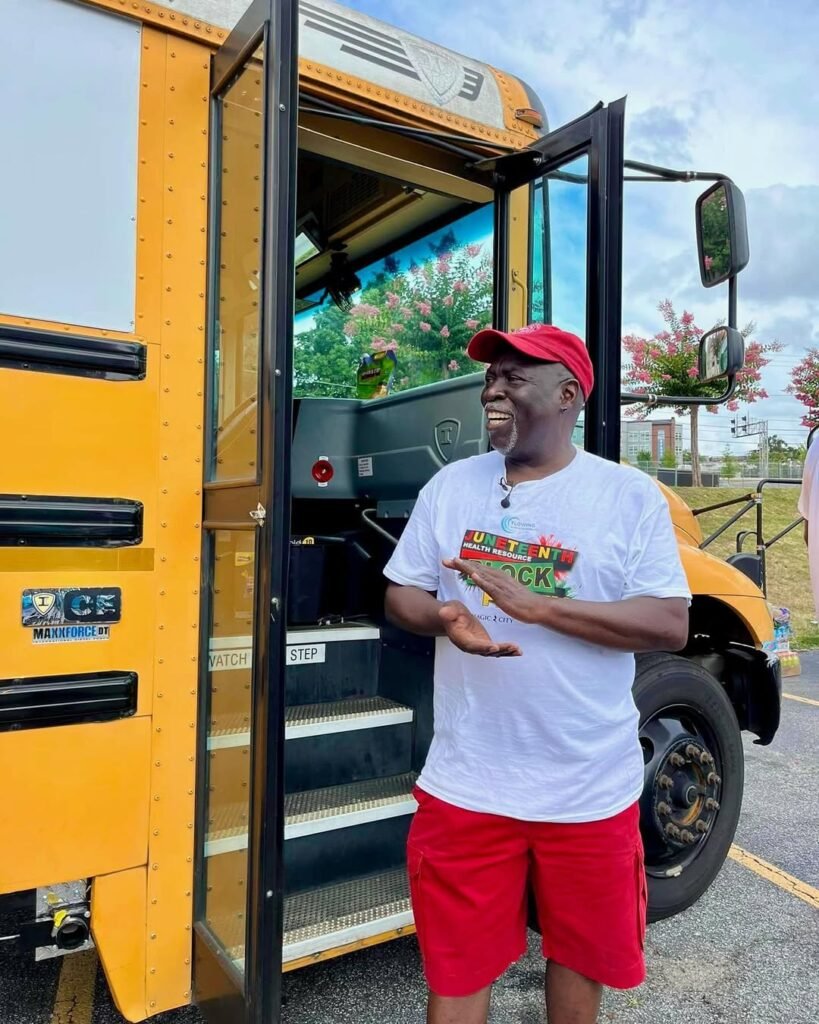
636, 450, 652, 471
660, 447, 677, 469
721, 447, 739, 479
622, 301, 782, 486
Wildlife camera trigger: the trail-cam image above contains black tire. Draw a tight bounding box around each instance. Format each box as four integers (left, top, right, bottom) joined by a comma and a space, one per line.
634, 653, 744, 922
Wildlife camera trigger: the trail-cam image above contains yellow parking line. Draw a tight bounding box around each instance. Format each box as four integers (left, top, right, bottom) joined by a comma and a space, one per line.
50, 950, 97, 1024
729, 845, 819, 911
782, 692, 819, 708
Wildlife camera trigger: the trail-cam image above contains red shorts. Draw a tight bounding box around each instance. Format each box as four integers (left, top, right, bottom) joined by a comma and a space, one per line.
407, 787, 647, 997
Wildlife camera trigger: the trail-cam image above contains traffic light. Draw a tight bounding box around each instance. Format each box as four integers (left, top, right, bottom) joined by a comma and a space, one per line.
730, 417, 736, 435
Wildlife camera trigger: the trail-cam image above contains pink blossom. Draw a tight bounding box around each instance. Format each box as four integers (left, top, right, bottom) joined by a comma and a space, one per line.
650, 348, 662, 359
401, 307, 413, 320
704, 256, 713, 270
442, 295, 454, 307
386, 341, 399, 352
661, 374, 672, 381
687, 366, 699, 378
448, 359, 460, 371
419, 322, 431, 333
727, 399, 739, 411
344, 319, 359, 337
416, 301, 432, 316
351, 303, 379, 318
391, 323, 404, 334
386, 292, 400, 309
466, 243, 483, 257
636, 370, 652, 383
477, 270, 489, 283
440, 326, 450, 338
465, 318, 480, 329
371, 339, 387, 352
680, 311, 695, 327
453, 280, 468, 293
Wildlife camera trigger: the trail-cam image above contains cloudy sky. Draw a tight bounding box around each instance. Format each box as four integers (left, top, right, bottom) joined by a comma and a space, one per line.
347, 0, 819, 455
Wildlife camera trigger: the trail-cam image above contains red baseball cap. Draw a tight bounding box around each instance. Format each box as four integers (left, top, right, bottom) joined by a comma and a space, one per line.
467, 323, 594, 398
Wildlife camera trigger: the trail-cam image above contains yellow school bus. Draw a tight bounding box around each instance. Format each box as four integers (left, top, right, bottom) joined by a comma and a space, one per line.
0, 1, 780, 1021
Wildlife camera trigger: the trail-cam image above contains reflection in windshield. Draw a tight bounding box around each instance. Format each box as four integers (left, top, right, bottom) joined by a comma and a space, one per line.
294, 205, 494, 399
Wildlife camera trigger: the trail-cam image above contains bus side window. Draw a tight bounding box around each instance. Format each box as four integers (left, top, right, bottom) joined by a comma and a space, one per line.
0, 0, 141, 331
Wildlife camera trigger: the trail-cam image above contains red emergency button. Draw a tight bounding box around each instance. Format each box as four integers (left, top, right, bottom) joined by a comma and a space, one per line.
311, 458, 334, 486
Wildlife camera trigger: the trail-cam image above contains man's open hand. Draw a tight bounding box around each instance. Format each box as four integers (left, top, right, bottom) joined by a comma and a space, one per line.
444, 557, 544, 625
438, 599, 522, 657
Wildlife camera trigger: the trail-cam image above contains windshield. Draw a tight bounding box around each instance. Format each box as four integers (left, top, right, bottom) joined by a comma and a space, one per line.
294, 204, 494, 399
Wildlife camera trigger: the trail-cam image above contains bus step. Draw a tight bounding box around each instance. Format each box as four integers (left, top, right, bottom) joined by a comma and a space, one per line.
282, 867, 412, 965
285, 697, 414, 792
204, 773, 417, 857
207, 695, 413, 750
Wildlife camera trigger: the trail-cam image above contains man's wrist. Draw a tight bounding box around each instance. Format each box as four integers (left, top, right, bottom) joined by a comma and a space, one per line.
532, 595, 559, 628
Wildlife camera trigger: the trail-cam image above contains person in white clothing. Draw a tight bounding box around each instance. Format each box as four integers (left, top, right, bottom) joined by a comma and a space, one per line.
798, 431, 819, 619
384, 323, 690, 1024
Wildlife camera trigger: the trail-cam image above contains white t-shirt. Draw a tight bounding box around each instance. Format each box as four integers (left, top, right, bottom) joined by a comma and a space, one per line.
798, 439, 819, 618
384, 447, 691, 823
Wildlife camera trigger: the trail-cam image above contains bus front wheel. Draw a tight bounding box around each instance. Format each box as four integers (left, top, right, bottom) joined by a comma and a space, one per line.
634, 652, 744, 922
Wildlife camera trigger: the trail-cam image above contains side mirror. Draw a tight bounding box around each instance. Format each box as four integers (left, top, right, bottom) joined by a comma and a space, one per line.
695, 180, 750, 287
698, 326, 744, 382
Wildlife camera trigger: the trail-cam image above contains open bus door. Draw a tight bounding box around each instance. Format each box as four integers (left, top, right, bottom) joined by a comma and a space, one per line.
193, 2, 297, 1023
192, 57, 625, 1019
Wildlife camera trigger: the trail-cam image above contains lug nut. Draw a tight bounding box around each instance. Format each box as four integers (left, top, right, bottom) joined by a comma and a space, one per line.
665, 823, 681, 839
669, 753, 686, 767
706, 798, 720, 811
699, 751, 714, 766
695, 819, 708, 833
707, 772, 721, 786
686, 744, 700, 759
657, 801, 672, 815
680, 829, 696, 844
658, 774, 673, 789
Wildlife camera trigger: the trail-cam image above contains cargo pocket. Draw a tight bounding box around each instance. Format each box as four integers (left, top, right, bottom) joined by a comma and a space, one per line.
635, 849, 648, 951
406, 842, 425, 939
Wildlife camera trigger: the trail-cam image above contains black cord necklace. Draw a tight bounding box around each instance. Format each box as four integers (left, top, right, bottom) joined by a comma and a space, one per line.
499, 477, 517, 508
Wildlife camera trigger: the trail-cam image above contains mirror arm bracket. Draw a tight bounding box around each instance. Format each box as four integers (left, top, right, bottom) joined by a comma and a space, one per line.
620, 376, 737, 409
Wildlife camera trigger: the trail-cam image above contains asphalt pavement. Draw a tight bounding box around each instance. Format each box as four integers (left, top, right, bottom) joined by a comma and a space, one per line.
2, 654, 818, 1024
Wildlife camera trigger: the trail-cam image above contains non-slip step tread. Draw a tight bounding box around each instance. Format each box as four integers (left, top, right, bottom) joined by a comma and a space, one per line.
207, 696, 413, 749
287, 695, 411, 730
224, 869, 413, 970
285, 773, 416, 825
283, 868, 411, 953
205, 773, 417, 854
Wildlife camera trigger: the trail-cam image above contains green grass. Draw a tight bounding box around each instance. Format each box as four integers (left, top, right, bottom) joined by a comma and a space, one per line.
670, 486, 818, 648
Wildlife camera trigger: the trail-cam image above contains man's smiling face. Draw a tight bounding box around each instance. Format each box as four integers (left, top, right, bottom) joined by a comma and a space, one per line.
480, 344, 578, 457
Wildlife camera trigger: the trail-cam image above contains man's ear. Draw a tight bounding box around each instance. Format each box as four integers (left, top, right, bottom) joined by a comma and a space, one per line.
561, 379, 581, 408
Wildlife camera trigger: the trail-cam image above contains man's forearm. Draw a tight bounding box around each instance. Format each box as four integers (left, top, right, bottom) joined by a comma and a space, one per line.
384, 583, 447, 636
535, 596, 688, 653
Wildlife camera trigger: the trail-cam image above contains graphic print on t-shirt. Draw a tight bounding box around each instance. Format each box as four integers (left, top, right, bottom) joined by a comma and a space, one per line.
459, 528, 579, 604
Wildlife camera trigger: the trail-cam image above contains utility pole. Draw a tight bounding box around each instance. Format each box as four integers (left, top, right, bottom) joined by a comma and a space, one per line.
730, 412, 769, 478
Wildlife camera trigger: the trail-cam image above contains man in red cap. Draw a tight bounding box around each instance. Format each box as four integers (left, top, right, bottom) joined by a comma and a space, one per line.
384, 324, 690, 1024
